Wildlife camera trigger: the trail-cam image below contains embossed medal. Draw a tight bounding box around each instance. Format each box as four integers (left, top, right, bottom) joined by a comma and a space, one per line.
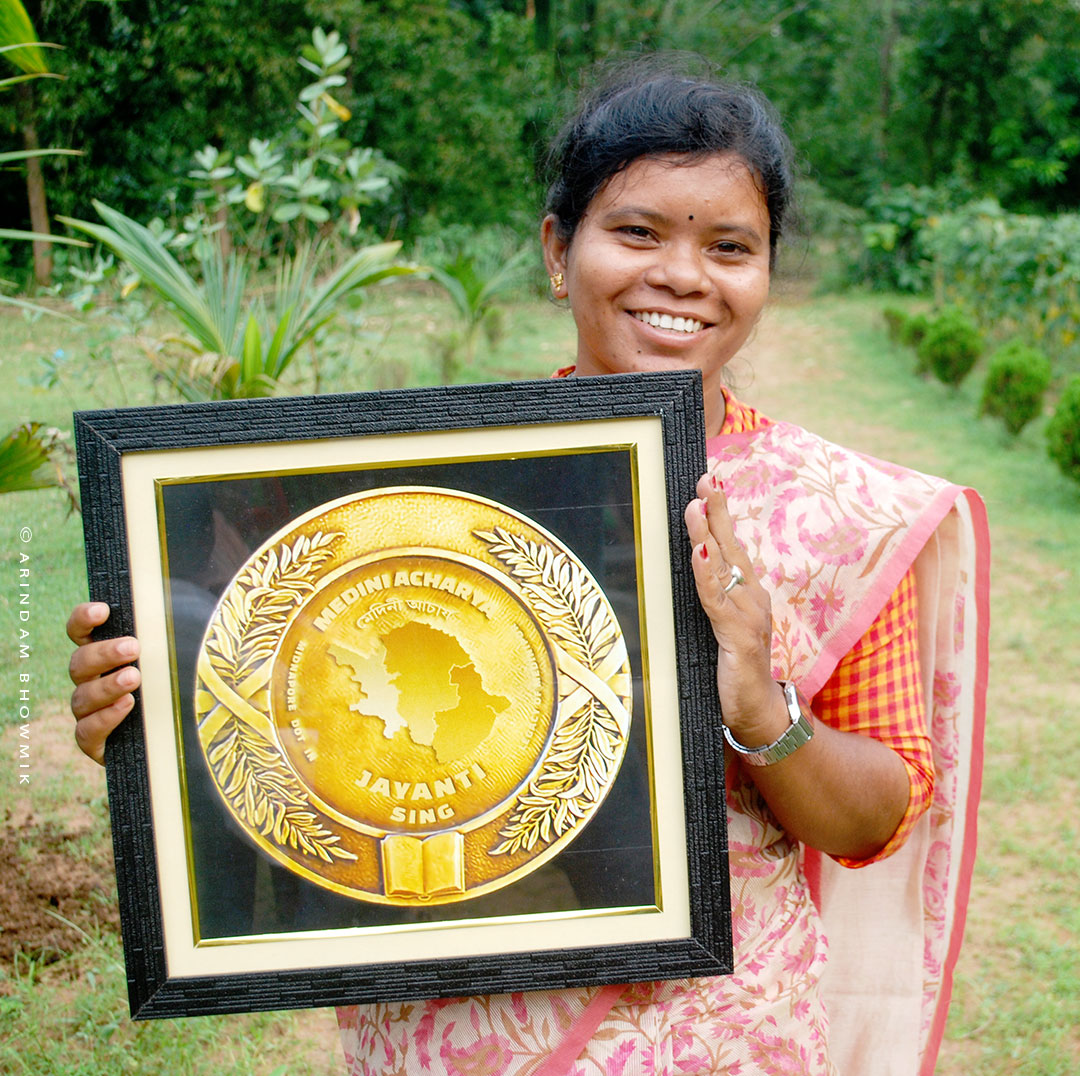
194, 487, 632, 905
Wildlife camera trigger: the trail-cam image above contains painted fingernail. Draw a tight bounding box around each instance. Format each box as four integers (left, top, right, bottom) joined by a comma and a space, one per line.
698, 544, 709, 561
699, 499, 708, 516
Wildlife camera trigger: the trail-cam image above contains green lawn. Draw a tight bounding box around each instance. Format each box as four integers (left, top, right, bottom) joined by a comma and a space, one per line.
2, 286, 1077, 1073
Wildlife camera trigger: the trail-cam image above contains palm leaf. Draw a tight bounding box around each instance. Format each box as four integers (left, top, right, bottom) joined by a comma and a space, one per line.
58, 201, 231, 355
0, 0, 49, 74
0, 422, 76, 510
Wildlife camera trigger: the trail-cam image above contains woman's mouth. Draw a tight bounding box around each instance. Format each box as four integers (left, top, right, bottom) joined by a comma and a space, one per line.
630, 311, 706, 334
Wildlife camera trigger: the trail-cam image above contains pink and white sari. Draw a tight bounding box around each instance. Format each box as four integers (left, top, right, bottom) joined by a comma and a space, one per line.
336, 417, 989, 1076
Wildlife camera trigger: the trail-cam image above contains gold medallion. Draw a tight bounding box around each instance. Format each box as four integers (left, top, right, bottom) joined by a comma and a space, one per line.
193, 487, 632, 905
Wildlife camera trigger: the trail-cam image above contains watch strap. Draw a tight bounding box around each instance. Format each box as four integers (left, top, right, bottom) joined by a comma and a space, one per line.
723, 680, 815, 766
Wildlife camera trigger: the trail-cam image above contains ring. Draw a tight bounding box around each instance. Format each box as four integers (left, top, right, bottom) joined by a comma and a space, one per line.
723, 564, 745, 593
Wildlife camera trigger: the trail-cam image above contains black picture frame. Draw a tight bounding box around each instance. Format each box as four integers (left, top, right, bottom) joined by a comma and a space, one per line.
75, 371, 731, 1019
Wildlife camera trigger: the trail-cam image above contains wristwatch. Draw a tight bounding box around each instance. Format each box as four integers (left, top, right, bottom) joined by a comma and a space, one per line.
722, 681, 815, 766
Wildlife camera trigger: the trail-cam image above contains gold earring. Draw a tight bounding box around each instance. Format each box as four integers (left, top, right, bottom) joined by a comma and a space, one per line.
549, 272, 564, 293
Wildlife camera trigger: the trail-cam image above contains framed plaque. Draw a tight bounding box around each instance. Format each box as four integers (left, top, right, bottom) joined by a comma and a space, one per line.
75, 372, 731, 1019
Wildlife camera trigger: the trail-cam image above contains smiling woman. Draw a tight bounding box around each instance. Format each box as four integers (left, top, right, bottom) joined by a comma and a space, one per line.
542, 154, 772, 436
67, 56, 989, 1076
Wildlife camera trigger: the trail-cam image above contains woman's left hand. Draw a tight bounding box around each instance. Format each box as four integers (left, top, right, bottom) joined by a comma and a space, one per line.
683, 466, 790, 750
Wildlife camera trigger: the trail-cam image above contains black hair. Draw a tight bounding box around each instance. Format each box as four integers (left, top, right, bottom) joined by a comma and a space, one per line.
543, 57, 796, 268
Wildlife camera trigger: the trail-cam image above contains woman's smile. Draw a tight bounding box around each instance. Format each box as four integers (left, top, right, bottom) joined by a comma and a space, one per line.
542, 152, 772, 434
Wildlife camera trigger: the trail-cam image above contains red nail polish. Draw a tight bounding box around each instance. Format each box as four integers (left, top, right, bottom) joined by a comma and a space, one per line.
699, 544, 708, 561
700, 499, 708, 516
710, 474, 718, 491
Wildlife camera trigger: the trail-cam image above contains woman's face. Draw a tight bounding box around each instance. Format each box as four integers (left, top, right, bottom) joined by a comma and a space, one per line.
542, 153, 771, 435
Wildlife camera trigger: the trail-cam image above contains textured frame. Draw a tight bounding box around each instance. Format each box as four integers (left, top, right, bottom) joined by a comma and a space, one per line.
75, 372, 731, 1019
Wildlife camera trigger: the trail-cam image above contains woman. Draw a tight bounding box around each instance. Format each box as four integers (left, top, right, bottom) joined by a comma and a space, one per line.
68, 61, 988, 1076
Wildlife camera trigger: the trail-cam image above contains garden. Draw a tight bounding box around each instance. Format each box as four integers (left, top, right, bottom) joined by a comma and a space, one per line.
2, 1, 1079, 1073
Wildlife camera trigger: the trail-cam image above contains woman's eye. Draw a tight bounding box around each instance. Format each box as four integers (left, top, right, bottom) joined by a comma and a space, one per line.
618, 225, 653, 240
713, 241, 746, 256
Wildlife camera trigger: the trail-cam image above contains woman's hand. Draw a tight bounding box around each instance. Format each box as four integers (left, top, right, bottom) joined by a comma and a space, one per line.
67, 602, 140, 765
683, 469, 787, 748
683, 466, 910, 861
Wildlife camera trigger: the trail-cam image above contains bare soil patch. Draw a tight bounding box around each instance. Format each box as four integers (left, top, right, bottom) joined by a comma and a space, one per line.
2, 709, 116, 981
0, 811, 118, 972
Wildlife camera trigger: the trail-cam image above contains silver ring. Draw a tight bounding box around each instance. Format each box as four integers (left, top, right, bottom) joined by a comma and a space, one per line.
723, 564, 745, 593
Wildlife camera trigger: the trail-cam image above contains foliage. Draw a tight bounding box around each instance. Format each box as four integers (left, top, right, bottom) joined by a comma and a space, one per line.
917, 306, 983, 387
852, 183, 967, 293
882, 305, 907, 343
0, 0, 86, 299
892, 0, 1080, 211
5, 0, 1078, 255
900, 312, 930, 353
9, 0, 312, 229
60, 200, 412, 399
0, 0, 84, 501
320, 1, 551, 237
922, 200, 1080, 374
979, 339, 1052, 437
177, 27, 402, 266
422, 227, 533, 381
0, 420, 75, 506
1046, 376, 1080, 485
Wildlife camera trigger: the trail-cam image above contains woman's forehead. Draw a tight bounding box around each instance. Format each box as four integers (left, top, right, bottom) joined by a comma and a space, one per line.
588, 152, 767, 217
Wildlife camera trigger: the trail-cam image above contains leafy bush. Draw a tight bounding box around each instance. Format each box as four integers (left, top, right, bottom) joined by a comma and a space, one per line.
61, 201, 412, 400
882, 305, 908, 342
1046, 376, 1080, 485
854, 183, 967, 292
900, 312, 931, 366
917, 307, 983, 386
979, 339, 1053, 436
922, 200, 1080, 375
174, 28, 402, 267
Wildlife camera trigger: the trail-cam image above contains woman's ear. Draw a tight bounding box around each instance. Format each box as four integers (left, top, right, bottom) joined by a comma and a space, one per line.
540, 214, 569, 299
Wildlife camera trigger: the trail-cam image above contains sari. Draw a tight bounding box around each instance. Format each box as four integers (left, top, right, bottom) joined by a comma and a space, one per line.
335, 397, 989, 1076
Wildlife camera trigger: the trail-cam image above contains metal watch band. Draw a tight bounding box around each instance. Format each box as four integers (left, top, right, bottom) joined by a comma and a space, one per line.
722, 680, 815, 766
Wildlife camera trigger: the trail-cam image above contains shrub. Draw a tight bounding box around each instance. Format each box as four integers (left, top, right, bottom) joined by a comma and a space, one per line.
922, 200, 1080, 376
1046, 376, 1080, 485
882, 305, 907, 342
900, 312, 930, 350
854, 182, 967, 292
979, 339, 1053, 436
917, 307, 983, 386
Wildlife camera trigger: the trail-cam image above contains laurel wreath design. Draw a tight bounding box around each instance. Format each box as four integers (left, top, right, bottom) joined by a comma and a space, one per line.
474, 527, 627, 856
473, 527, 618, 668
205, 531, 339, 687
201, 530, 356, 862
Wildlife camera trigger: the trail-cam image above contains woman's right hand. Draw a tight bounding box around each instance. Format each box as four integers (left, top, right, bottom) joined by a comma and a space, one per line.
67, 601, 141, 765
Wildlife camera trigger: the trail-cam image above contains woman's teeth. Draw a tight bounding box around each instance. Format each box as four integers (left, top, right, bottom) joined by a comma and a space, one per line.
632, 311, 704, 333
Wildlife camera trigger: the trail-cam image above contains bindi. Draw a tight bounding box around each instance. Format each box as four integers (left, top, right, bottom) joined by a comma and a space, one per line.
688, 214, 694, 220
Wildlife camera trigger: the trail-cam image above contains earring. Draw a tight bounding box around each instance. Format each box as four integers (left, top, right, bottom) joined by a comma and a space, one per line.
549, 272, 564, 293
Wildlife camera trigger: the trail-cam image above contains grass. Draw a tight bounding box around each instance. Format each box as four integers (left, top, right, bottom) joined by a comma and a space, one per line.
3, 284, 1078, 1073
0, 930, 341, 1076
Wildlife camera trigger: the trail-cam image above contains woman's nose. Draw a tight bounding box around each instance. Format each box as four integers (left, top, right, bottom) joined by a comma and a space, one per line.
644, 241, 710, 295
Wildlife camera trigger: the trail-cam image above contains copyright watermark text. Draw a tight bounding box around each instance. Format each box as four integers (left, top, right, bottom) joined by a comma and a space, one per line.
14, 525, 32, 783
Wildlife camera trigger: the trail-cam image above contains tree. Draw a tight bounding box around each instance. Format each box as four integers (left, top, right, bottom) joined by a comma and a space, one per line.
0, 0, 77, 283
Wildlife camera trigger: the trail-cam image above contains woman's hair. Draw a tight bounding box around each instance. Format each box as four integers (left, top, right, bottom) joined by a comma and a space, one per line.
543, 57, 796, 267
